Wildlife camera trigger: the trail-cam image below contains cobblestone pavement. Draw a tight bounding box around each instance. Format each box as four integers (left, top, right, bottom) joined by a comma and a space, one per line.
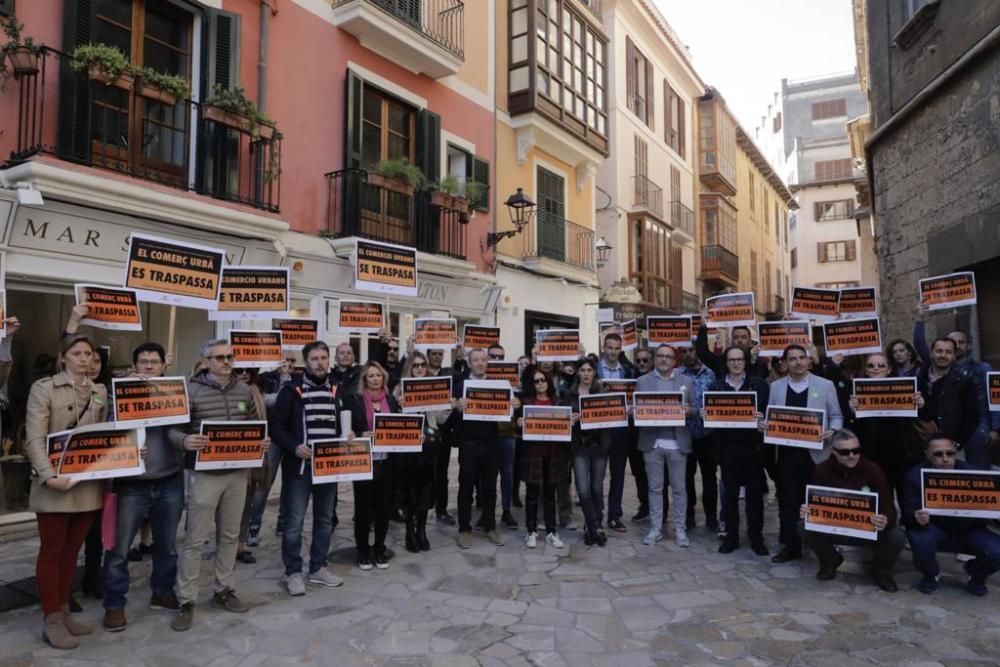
1, 467, 999, 666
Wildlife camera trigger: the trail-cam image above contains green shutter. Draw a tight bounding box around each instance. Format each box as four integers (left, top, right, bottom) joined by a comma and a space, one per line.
57, 0, 94, 161
201, 9, 241, 97
345, 70, 364, 168
415, 109, 441, 183
0, 0, 14, 17
472, 157, 489, 211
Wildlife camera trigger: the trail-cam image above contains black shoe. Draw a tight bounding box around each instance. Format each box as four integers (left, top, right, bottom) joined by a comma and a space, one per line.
608, 519, 627, 533
816, 553, 844, 581
236, 550, 256, 564
415, 514, 431, 552
771, 548, 802, 564
373, 548, 390, 570
358, 550, 373, 571
405, 519, 419, 554
501, 511, 518, 528
68, 596, 83, 613
389, 509, 405, 524
718, 538, 739, 554
128, 547, 143, 562
595, 530, 608, 547
632, 508, 649, 522
873, 570, 898, 593
511, 497, 523, 508
750, 540, 770, 557
437, 512, 456, 526
706, 518, 720, 533
583, 529, 594, 546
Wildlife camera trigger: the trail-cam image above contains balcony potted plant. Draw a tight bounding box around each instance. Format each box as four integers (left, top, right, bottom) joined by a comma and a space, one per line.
1, 17, 42, 85
137, 66, 190, 106
369, 158, 424, 196
429, 174, 468, 211
70, 43, 135, 91
205, 84, 277, 140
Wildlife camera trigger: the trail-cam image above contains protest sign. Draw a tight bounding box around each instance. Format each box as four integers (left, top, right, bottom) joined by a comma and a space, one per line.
355, 238, 418, 296
602, 379, 637, 405
621, 320, 639, 351
791, 287, 840, 320
852, 378, 918, 418
823, 318, 882, 356
536, 329, 581, 362
922, 469, 1000, 518
372, 414, 424, 453
522, 406, 572, 442
125, 233, 224, 309
75, 284, 142, 331
837, 287, 878, 318
989, 372, 1000, 413
414, 318, 459, 351
579, 393, 629, 430
758, 321, 811, 357
487, 362, 521, 389
209, 266, 290, 321
312, 438, 374, 483
764, 406, 826, 449
805, 485, 879, 541
463, 325, 501, 350
705, 293, 756, 328
647, 316, 692, 346
338, 300, 385, 332
272, 318, 320, 351
632, 392, 687, 427
462, 380, 513, 422
919, 272, 976, 311
400, 376, 453, 413
46, 423, 146, 481
195, 421, 267, 470
112, 376, 190, 428
230, 330, 283, 368
703, 391, 758, 429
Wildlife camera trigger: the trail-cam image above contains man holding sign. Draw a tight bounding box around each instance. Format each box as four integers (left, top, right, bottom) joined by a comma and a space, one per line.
169, 339, 270, 632
903, 434, 1000, 596
765, 344, 843, 564
800, 429, 903, 591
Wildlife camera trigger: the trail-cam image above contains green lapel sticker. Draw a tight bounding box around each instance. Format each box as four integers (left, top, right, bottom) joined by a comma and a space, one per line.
238, 401, 247, 412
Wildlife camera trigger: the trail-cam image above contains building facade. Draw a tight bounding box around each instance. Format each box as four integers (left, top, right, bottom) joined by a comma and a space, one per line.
755, 72, 877, 291
0, 0, 498, 515
594, 0, 701, 325
860, 0, 1000, 366
493, 0, 608, 355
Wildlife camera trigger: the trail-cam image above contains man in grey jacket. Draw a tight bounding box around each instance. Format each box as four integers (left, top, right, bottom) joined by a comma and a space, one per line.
169, 339, 269, 632
765, 344, 843, 563
636, 344, 695, 547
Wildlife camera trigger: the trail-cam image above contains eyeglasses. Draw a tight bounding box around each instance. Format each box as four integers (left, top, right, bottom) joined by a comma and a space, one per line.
488, 354, 504, 360
411, 362, 427, 369
866, 362, 887, 369
833, 447, 862, 457
210, 354, 235, 362
930, 450, 957, 458
726, 358, 746, 364
636, 358, 651, 364
533, 377, 547, 384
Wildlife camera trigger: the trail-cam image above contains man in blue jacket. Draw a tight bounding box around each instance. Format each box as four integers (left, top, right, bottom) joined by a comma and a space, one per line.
269, 341, 348, 597
903, 433, 1000, 596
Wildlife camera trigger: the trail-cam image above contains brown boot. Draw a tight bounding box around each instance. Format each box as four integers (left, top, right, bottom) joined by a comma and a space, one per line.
61, 604, 94, 636
42, 613, 79, 650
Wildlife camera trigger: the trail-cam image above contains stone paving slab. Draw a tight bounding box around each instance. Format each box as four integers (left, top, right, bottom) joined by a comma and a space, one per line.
1, 462, 999, 665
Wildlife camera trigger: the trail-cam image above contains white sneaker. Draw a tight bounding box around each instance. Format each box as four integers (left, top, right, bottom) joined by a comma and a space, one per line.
643, 530, 663, 546
676, 529, 690, 548
308, 568, 344, 588
283, 572, 306, 596
525, 531, 538, 548
545, 532, 565, 548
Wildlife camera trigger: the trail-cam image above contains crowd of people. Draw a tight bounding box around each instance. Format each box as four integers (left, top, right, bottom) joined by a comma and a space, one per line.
17, 302, 1000, 650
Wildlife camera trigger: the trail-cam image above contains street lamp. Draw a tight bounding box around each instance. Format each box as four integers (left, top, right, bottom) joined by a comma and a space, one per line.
486, 188, 535, 248
595, 236, 612, 266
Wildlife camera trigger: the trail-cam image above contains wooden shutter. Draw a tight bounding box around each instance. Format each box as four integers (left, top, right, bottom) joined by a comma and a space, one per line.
847, 240, 857, 261
0, 0, 13, 16
472, 157, 489, 211
663, 80, 671, 144
645, 59, 654, 131
669, 244, 683, 289
677, 96, 685, 158
625, 37, 636, 115
817, 242, 827, 263
58, 0, 94, 161
344, 71, 364, 168
415, 109, 441, 183
202, 9, 241, 97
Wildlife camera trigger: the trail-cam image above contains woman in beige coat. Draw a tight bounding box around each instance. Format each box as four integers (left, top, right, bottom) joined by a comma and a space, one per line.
24, 334, 109, 649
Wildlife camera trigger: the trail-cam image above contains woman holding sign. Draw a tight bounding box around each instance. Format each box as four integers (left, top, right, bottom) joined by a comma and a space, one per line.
516, 367, 570, 549
342, 361, 400, 570
24, 334, 109, 649
393, 351, 450, 553
567, 358, 610, 547
707, 346, 770, 556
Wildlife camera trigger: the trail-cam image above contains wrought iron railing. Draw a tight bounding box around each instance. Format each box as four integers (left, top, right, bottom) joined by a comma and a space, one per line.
670, 200, 695, 236
523, 212, 595, 271
701, 245, 739, 281
682, 290, 701, 313
325, 168, 467, 260
633, 175, 664, 220
4, 47, 280, 212
333, 0, 465, 58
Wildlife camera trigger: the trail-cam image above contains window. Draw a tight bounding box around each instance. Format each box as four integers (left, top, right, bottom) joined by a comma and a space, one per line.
814, 199, 854, 221
629, 217, 679, 309
816, 281, 861, 289
817, 240, 857, 263
700, 195, 737, 252
446, 145, 490, 211
775, 268, 782, 306
791, 247, 798, 269
361, 88, 416, 168
750, 250, 759, 298
763, 188, 769, 231
748, 171, 755, 211
626, 37, 654, 129
536, 166, 566, 262
0, 0, 12, 16
634, 135, 648, 178
812, 99, 847, 120
785, 274, 791, 303
814, 159, 853, 181
774, 202, 781, 238
664, 81, 685, 157
764, 259, 772, 307
772, 112, 782, 132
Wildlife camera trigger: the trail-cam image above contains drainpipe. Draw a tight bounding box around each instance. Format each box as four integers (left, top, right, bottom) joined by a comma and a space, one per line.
256, 1, 274, 207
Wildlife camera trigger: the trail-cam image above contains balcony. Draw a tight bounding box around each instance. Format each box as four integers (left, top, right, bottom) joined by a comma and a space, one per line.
325, 168, 467, 260
521, 212, 595, 274
632, 175, 664, 220
331, 0, 464, 79
700, 245, 739, 287
669, 200, 695, 237
682, 290, 701, 314
773, 295, 786, 314
5, 48, 280, 212
697, 93, 737, 196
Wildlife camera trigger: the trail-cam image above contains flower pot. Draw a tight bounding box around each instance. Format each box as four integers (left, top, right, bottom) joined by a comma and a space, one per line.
256, 121, 276, 141
430, 190, 470, 213
203, 104, 253, 133
6, 47, 39, 76
367, 172, 415, 197
87, 63, 135, 91
138, 80, 179, 106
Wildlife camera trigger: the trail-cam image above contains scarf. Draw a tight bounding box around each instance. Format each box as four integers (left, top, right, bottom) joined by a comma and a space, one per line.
362, 388, 389, 430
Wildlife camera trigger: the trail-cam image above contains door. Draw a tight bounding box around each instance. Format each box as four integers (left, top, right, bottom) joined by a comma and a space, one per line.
536, 166, 565, 262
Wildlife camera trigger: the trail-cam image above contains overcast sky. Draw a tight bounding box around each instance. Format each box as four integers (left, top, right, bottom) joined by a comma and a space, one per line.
651, 0, 858, 135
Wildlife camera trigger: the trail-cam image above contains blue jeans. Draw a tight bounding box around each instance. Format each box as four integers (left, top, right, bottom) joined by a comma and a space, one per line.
281, 471, 337, 576
572, 446, 607, 533
103, 474, 184, 610
498, 436, 515, 513
248, 441, 285, 533
907, 522, 1000, 580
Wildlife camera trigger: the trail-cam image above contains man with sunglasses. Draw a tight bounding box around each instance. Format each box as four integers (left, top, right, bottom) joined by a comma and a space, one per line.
170, 339, 270, 631
800, 429, 903, 592
903, 434, 1000, 596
